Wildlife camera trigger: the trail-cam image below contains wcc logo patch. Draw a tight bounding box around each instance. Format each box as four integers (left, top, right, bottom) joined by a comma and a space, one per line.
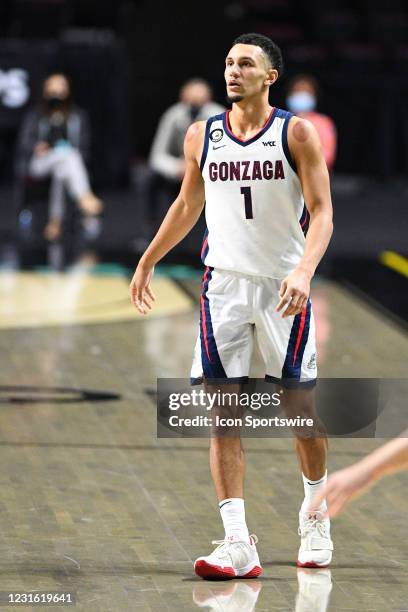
210, 128, 223, 143
263, 140, 276, 147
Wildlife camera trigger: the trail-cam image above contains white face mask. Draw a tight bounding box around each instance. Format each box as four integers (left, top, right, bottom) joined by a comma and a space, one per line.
287, 91, 316, 113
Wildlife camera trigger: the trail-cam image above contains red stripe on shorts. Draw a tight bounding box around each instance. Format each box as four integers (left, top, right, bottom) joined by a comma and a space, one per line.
292, 305, 307, 366
200, 267, 211, 362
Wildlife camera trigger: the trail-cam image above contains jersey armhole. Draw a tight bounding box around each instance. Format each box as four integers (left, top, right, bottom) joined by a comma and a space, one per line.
199, 117, 214, 172
282, 113, 298, 174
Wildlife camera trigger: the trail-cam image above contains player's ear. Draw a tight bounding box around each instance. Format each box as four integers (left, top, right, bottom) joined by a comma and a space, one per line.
265, 68, 278, 87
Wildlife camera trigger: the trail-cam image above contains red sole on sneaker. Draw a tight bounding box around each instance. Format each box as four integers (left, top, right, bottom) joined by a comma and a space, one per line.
194, 560, 236, 580
296, 560, 330, 568
240, 565, 263, 578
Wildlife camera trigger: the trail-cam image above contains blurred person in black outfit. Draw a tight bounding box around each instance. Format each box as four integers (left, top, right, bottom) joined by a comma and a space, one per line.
150, 78, 225, 182
144, 79, 224, 236
16, 73, 103, 241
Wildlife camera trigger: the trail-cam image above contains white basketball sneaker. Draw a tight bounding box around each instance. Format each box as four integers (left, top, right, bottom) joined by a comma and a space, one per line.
297, 510, 333, 568
194, 535, 262, 580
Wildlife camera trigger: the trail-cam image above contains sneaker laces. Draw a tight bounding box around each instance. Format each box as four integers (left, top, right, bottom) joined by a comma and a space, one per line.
210, 533, 258, 562
298, 514, 329, 539
209, 539, 234, 564
212, 534, 258, 545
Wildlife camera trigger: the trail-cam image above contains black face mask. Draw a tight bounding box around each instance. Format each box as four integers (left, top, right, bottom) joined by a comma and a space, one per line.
189, 104, 201, 121
45, 96, 67, 111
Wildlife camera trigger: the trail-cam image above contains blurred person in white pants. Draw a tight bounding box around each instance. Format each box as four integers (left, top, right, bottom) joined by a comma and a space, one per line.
17, 73, 102, 241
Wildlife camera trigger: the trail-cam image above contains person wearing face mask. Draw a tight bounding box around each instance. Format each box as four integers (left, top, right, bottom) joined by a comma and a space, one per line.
16, 73, 103, 241
139, 79, 224, 244
149, 79, 225, 183
286, 75, 337, 172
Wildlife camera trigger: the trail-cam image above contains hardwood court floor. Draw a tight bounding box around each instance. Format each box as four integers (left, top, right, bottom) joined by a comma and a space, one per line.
0, 271, 407, 611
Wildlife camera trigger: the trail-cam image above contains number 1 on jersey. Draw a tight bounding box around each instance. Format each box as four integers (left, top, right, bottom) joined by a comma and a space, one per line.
240, 186, 253, 219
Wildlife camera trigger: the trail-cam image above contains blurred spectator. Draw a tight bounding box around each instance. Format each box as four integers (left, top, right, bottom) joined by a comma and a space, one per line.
15, 73, 103, 241
131, 78, 225, 247
286, 74, 337, 171
149, 78, 225, 182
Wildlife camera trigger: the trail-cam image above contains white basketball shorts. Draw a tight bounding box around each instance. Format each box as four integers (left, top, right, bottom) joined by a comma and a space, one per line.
190, 267, 317, 387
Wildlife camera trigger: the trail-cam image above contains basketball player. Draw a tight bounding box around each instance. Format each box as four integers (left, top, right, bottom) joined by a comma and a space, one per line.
130, 33, 334, 578
312, 431, 408, 517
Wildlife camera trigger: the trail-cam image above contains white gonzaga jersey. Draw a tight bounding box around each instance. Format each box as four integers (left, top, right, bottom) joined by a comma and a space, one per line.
200, 108, 310, 278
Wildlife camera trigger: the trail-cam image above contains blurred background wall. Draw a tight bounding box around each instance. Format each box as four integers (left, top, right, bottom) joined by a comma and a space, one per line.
1, 0, 408, 178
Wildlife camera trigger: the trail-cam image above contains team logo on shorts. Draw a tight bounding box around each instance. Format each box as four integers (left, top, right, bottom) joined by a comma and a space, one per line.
210, 128, 223, 143
307, 353, 317, 370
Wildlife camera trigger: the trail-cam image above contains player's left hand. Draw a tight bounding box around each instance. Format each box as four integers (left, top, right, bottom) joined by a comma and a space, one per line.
276, 267, 311, 318
310, 463, 375, 518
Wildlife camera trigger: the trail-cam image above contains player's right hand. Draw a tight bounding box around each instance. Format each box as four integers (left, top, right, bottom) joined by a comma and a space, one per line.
276, 267, 311, 318
129, 263, 156, 315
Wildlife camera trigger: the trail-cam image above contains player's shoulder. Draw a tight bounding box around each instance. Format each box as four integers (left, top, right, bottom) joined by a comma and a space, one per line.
185, 112, 226, 157
185, 111, 223, 140
287, 115, 320, 148
185, 120, 206, 145
184, 121, 207, 160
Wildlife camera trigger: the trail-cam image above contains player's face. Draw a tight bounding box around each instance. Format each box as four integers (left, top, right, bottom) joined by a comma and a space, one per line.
225, 44, 275, 103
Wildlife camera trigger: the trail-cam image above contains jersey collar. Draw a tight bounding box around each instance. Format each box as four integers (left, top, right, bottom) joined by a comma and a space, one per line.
223, 107, 277, 147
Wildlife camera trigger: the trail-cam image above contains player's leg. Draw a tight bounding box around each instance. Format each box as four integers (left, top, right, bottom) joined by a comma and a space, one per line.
207, 382, 248, 543
208, 381, 247, 541
280, 386, 332, 567
191, 269, 262, 579
280, 385, 327, 481
208, 387, 245, 503
255, 278, 333, 567
195, 382, 262, 579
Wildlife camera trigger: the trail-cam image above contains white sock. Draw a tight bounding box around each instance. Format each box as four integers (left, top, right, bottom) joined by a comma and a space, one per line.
301, 471, 327, 512
219, 498, 250, 542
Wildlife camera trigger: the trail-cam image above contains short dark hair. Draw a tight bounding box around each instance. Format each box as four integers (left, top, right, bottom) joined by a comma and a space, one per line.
233, 33, 284, 77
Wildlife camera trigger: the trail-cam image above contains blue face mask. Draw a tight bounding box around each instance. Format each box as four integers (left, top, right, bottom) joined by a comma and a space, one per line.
287, 91, 316, 113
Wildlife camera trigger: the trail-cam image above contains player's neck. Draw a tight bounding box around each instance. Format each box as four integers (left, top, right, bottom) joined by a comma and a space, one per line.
229, 99, 273, 134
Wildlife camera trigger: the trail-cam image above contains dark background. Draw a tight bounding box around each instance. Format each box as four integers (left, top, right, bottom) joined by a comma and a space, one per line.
0, 0, 408, 179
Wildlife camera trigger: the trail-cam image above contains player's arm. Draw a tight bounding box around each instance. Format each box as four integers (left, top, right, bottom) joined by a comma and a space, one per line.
276, 117, 333, 317
130, 121, 206, 314
311, 432, 408, 517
